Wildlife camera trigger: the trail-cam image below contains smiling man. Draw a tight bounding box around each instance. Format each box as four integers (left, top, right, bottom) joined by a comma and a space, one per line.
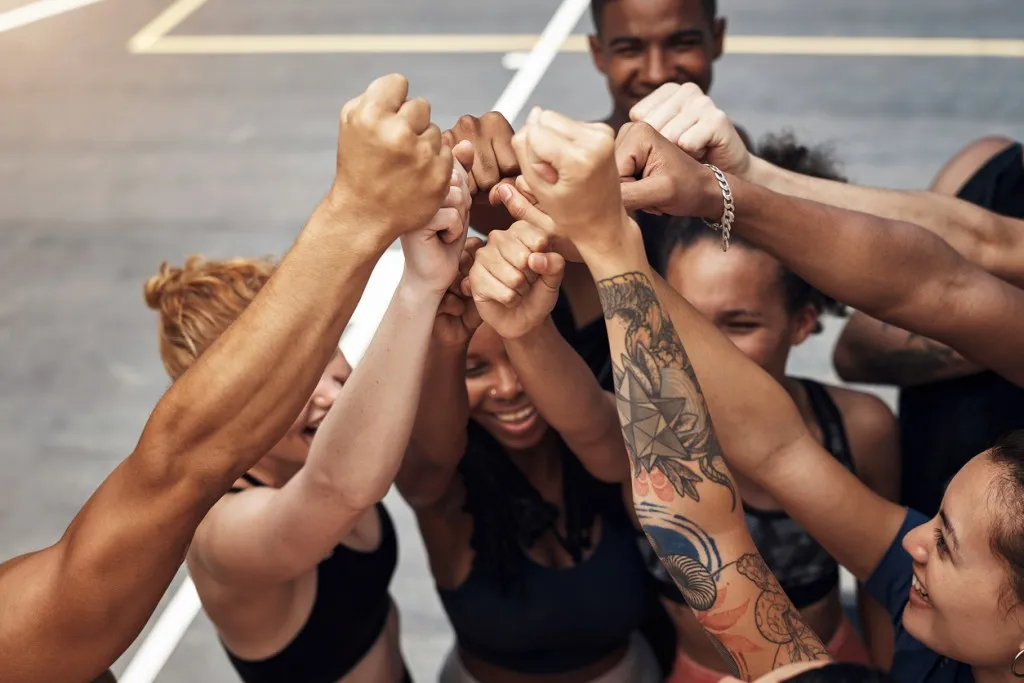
589, 0, 726, 131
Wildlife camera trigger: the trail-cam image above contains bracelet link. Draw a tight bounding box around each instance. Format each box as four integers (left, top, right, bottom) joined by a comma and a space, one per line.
701, 164, 735, 252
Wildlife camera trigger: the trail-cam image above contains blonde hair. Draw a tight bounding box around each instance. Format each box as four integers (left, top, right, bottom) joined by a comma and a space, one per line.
144, 255, 277, 379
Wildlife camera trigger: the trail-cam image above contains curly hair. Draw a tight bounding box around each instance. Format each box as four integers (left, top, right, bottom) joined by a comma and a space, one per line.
144, 255, 277, 379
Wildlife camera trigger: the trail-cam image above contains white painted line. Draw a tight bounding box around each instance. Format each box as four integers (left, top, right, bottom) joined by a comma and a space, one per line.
0, 0, 106, 34
128, 0, 210, 53
119, 577, 201, 683
116, 0, 577, 679
493, 0, 590, 120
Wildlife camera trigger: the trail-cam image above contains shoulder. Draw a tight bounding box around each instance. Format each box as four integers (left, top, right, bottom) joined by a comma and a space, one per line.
824, 384, 901, 496
825, 384, 897, 444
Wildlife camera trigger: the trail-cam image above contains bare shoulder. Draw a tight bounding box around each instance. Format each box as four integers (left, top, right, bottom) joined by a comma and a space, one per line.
824, 385, 897, 440
823, 385, 900, 498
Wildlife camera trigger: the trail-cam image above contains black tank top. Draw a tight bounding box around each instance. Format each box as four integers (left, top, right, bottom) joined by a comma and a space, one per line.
437, 434, 658, 675
645, 380, 855, 609
900, 142, 1024, 517
221, 474, 401, 683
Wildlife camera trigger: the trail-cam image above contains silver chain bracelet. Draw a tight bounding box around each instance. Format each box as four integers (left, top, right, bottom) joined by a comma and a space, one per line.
702, 164, 735, 252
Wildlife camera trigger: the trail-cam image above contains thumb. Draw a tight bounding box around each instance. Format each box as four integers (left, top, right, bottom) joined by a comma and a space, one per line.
620, 176, 668, 215
492, 183, 554, 230
453, 140, 475, 174
527, 252, 565, 289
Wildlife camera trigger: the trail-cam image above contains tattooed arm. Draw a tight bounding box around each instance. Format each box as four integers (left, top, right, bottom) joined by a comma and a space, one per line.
834, 311, 982, 387
511, 108, 830, 679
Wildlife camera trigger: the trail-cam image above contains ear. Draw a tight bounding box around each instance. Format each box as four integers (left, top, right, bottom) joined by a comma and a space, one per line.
711, 17, 726, 60
788, 303, 820, 348
589, 34, 608, 74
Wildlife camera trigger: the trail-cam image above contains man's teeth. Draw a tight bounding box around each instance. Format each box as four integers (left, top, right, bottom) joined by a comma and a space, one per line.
495, 406, 535, 423
912, 574, 930, 601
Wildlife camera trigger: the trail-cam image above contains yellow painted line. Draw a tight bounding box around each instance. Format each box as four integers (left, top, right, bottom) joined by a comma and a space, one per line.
130, 31, 1024, 59
128, 0, 210, 52
134, 33, 549, 54
726, 36, 1024, 57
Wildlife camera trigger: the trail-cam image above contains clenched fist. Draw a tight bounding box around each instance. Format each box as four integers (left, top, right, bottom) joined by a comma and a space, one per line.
464, 221, 565, 340
510, 108, 632, 259
630, 83, 751, 177
328, 74, 454, 249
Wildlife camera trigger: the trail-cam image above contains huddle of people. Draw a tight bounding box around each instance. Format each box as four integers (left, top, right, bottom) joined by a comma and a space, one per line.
2, 3, 1024, 683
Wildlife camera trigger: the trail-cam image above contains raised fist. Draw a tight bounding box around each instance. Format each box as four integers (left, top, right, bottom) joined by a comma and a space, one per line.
464, 221, 565, 340
629, 83, 751, 177
432, 237, 484, 349
329, 74, 453, 247
442, 112, 519, 197
510, 108, 630, 259
401, 143, 475, 294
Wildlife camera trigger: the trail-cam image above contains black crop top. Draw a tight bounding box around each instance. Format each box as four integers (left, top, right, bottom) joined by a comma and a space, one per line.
436, 434, 658, 675
221, 474, 400, 683
646, 380, 856, 609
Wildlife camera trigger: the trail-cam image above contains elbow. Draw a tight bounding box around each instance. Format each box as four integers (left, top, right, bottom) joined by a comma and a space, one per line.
832, 336, 868, 384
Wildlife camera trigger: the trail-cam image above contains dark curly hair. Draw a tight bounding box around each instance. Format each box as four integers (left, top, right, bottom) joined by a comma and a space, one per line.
656, 132, 849, 332
592, 0, 717, 35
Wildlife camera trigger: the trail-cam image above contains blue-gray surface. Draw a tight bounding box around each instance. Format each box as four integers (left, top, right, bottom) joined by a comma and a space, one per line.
0, 0, 1022, 681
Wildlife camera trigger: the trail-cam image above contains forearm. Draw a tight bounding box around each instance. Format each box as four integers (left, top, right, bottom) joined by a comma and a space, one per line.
504, 317, 626, 481
578, 225, 827, 677
142, 200, 383, 491
834, 311, 981, 387
747, 156, 1024, 286
859, 590, 895, 669
306, 276, 443, 508
398, 339, 470, 504
722, 174, 968, 343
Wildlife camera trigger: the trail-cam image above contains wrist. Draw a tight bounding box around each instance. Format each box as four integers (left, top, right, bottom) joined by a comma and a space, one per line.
576, 216, 646, 278
696, 164, 729, 222
745, 156, 779, 188
395, 272, 446, 309
502, 315, 558, 344
315, 190, 392, 259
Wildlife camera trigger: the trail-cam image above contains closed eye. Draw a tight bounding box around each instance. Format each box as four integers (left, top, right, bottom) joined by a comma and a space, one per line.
934, 527, 949, 558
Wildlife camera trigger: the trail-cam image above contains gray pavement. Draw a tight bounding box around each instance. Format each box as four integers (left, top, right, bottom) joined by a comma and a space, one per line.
0, 0, 1022, 681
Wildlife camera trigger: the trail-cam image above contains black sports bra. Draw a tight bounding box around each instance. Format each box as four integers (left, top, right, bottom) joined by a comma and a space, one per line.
647, 380, 856, 609
220, 474, 403, 683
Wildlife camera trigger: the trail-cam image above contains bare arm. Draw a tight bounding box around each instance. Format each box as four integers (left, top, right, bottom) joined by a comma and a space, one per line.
396, 238, 483, 509
719, 176, 1024, 387
833, 311, 982, 387
746, 157, 1024, 288
504, 317, 629, 483
0, 202, 386, 683
0, 74, 455, 683
193, 276, 448, 583
835, 390, 901, 669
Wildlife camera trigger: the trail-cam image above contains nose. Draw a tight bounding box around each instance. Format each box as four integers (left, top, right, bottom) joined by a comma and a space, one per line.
639, 47, 672, 86
902, 521, 931, 564
491, 364, 523, 401
313, 376, 342, 409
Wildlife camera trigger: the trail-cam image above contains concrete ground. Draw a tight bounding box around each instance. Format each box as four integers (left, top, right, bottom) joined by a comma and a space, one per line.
0, 0, 1021, 681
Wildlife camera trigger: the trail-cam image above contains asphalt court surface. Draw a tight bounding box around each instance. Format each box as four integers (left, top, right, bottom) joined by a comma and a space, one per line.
0, 0, 1022, 681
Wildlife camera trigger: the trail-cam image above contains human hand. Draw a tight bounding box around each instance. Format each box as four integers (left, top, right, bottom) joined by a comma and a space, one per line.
463, 221, 565, 340
442, 112, 520, 197
432, 237, 485, 348
400, 143, 475, 294
615, 121, 724, 220
630, 83, 751, 177
510, 108, 630, 259
327, 74, 453, 249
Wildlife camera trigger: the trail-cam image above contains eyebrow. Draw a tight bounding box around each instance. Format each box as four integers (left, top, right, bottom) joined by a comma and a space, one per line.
609, 29, 704, 46
939, 509, 961, 554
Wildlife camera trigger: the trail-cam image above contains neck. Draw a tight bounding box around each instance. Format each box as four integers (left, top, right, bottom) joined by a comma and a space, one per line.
505, 430, 561, 484
973, 663, 1017, 683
